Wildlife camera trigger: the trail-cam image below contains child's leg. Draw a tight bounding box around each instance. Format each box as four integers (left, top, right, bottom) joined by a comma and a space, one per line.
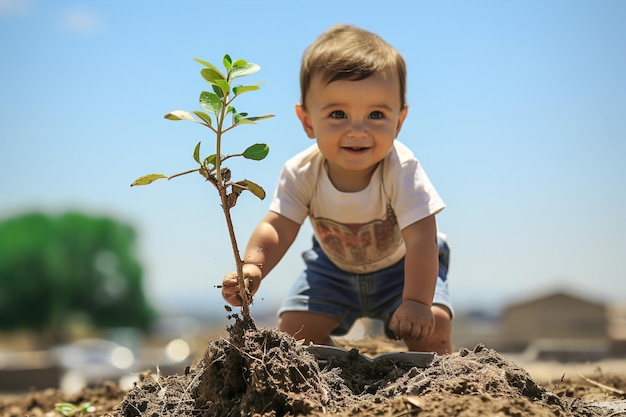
278, 311, 340, 346
403, 305, 452, 355
277, 238, 359, 345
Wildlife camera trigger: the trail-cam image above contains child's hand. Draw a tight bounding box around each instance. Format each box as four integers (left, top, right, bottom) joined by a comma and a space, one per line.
389, 300, 435, 341
221, 264, 262, 306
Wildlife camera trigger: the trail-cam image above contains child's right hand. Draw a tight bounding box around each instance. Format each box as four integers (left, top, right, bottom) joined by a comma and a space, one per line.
389, 299, 435, 341
221, 264, 262, 306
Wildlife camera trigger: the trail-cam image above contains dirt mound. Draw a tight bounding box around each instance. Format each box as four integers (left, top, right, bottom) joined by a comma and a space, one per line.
104, 315, 613, 417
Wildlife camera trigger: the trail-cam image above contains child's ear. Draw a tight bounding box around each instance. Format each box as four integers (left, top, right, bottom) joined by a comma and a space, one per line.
395, 106, 409, 138
295, 104, 315, 139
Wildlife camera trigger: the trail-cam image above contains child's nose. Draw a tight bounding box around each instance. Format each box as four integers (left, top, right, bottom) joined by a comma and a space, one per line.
347, 121, 368, 138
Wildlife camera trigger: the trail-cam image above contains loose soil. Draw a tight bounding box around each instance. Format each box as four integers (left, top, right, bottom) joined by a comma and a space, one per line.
1, 315, 624, 417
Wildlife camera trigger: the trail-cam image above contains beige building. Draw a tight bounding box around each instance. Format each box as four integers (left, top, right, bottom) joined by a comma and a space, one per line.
503, 291, 607, 342
452, 290, 626, 360
501, 291, 610, 359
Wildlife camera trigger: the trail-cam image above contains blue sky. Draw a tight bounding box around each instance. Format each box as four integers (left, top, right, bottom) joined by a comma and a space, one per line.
1, 0, 624, 322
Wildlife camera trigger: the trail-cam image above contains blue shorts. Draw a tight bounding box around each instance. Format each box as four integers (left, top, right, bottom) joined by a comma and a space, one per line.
277, 235, 453, 338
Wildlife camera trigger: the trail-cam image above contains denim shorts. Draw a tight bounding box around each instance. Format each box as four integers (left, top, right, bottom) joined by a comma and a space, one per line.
277, 234, 453, 338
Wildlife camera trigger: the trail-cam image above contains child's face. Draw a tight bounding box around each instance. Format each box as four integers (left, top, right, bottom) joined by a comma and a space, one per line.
296, 71, 408, 191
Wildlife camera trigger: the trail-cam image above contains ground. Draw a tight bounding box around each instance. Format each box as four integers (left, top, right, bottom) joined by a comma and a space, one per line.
0, 317, 624, 417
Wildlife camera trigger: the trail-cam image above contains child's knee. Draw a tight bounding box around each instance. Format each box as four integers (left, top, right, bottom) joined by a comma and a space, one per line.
405, 305, 452, 355
432, 304, 452, 340
278, 311, 338, 345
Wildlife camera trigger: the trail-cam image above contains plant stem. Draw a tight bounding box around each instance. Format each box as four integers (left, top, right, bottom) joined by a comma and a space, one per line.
168, 168, 199, 180
218, 187, 252, 321
214, 86, 252, 322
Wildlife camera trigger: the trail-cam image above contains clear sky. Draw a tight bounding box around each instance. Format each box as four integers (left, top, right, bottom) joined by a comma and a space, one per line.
1, 0, 624, 322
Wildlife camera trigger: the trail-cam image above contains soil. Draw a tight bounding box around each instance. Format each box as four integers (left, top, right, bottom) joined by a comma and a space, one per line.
1, 315, 624, 417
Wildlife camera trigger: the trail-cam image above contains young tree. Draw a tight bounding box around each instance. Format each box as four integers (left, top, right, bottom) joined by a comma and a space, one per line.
132, 55, 273, 323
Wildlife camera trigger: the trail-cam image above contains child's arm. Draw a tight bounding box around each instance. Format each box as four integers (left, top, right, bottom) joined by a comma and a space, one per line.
221, 211, 300, 305
388, 214, 439, 340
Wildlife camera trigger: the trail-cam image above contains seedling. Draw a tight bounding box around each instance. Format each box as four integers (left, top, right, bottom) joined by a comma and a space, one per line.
131, 55, 273, 321
54, 402, 95, 416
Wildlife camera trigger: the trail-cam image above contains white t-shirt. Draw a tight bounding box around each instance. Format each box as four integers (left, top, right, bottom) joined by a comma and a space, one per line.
269, 141, 445, 273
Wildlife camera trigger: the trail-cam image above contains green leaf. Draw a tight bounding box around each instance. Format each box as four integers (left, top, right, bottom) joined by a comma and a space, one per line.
212, 84, 223, 98
193, 142, 201, 164
131, 174, 168, 187
214, 79, 230, 96
223, 54, 232, 70
226, 105, 236, 114
199, 91, 222, 114
194, 58, 225, 79
192, 111, 212, 127
55, 403, 76, 416
247, 114, 274, 122
232, 83, 262, 96
233, 112, 248, 123
235, 114, 275, 125
204, 154, 217, 167
164, 110, 197, 122
201, 68, 226, 84
242, 143, 269, 161
230, 62, 261, 80
233, 179, 266, 200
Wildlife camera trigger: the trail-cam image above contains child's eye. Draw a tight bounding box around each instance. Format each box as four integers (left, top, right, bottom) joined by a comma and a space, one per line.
369, 111, 384, 120
330, 110, 347, 119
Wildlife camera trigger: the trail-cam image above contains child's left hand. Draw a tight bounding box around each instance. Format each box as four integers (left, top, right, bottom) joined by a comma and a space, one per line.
389, 300, 435, 341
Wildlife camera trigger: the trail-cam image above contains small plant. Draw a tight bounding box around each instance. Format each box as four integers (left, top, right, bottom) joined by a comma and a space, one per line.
54, 402, 95, 416
131, 55, 274, 322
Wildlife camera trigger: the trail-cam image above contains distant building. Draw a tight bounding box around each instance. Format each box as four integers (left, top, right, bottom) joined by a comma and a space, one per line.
503, 291, 607, 342
501, 291, 610, 360
607, 304, 626, 356
452, 290, 626, 360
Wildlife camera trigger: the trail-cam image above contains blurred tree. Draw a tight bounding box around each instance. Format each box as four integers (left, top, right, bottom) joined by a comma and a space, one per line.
0, 211, 156, 346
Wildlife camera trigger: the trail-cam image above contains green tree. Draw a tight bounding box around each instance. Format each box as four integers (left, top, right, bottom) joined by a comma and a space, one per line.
0, 211, 155, 346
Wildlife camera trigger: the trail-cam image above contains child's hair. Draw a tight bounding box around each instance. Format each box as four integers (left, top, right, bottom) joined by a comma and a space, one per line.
300, 24, 407, 110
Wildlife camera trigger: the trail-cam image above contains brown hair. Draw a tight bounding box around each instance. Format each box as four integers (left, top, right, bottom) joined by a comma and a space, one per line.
300, 24, 407, 110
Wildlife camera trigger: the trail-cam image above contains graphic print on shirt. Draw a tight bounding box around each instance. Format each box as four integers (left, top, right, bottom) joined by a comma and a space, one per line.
311, 204, 402, 267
